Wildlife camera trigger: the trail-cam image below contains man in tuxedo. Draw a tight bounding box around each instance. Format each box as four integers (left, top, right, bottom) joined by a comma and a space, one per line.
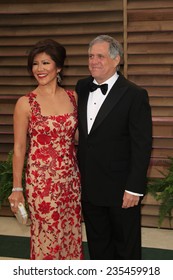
76, 35, 152, 260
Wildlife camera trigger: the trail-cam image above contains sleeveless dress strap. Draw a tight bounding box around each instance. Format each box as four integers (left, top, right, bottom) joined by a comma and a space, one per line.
26, 92, 41, 116
65, 90, 77, 113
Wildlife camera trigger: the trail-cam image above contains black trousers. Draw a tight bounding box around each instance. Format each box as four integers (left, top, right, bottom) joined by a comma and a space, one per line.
82, 200, 141, 260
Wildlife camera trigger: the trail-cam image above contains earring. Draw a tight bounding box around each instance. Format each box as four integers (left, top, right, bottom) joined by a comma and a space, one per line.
57, 73, 62, 84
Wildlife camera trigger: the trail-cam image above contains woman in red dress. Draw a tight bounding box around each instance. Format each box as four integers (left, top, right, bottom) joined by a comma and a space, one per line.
8, 39, 83, 260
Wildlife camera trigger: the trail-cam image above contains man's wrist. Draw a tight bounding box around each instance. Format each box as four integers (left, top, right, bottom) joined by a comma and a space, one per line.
125, 190, 143, 196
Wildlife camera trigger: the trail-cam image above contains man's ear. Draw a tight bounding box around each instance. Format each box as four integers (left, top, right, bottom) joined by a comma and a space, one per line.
114, 55, 121, 68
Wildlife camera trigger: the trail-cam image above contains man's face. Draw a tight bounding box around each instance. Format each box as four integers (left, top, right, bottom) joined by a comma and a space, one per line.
88, 41, 120, 84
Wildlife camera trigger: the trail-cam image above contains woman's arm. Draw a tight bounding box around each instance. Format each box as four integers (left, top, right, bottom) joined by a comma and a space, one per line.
8, 96, 30, 213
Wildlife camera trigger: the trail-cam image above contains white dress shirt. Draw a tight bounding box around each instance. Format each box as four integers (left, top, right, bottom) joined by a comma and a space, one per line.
87, 72, 143, 197
87, 72, 119, 133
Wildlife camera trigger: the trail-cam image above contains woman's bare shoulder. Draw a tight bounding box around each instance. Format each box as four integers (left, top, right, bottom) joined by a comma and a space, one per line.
15, 94, 31, 112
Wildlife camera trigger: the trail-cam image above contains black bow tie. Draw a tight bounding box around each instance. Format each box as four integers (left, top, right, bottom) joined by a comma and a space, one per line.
90, 82, 108, 95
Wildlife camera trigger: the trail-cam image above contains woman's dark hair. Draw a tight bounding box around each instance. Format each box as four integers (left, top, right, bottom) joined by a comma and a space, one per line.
27, 39, 66, 82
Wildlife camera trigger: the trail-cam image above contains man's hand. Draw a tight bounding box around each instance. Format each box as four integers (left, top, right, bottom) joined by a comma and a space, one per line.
122, 191, 140, 208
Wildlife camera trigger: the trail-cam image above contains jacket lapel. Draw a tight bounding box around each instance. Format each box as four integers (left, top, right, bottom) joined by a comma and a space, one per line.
89, 73, 128, 134
78, 81, 91, 138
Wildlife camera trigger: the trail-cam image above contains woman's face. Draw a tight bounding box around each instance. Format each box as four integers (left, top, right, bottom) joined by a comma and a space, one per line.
32, 52, 60, 86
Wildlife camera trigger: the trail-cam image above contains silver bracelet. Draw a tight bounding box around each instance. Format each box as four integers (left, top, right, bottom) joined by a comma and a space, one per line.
12, 187, 23, 192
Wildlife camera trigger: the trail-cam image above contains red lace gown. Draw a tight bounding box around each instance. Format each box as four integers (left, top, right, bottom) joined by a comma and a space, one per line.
25, 91, 83, 260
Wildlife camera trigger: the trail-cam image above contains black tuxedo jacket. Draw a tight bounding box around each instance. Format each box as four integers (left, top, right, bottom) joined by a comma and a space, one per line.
76, 72, 152, 206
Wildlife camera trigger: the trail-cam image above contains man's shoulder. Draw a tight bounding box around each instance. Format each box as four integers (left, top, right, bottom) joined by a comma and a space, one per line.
76, 76, 93, 86
118, 72, 147, 94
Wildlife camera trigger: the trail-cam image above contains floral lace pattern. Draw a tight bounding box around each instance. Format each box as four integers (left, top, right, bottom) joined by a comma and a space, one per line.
25, 91, 83, 260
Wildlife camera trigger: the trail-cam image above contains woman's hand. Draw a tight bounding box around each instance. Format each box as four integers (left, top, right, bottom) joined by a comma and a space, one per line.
8, 191, 25, 214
